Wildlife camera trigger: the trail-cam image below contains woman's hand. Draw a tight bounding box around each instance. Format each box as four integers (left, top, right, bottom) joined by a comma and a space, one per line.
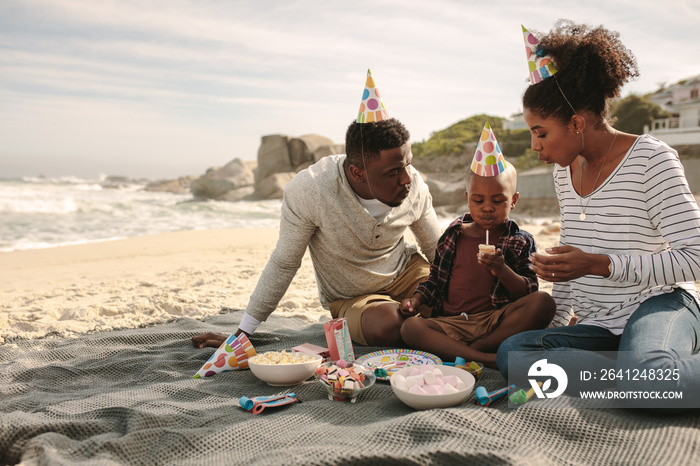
529, 245, 611, 282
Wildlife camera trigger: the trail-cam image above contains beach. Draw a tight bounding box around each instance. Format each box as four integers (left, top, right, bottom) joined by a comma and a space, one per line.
1, 220, 560, 344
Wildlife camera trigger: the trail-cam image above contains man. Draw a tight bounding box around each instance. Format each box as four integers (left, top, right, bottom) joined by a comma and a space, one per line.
192, 70, 440, 348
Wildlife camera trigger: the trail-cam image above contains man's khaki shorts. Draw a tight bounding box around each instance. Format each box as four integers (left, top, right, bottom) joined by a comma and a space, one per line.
328, 254, 431, 345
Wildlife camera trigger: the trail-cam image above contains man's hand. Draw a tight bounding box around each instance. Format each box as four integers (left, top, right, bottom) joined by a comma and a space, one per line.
191, 332, 227, 349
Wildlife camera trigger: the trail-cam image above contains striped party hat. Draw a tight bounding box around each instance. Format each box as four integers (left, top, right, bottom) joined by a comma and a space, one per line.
522, 25, 558, 84
471, 122, 508, 177
357, 69, 390, 123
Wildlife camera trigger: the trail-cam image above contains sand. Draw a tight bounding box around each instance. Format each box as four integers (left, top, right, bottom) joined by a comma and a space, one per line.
0, 220, 561, 344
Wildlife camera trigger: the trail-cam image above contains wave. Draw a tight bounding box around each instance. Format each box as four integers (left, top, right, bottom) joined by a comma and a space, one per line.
0, 178, 283, 251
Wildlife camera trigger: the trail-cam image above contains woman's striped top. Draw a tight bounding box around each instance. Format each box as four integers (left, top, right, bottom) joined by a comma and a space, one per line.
550, 135, 700, 333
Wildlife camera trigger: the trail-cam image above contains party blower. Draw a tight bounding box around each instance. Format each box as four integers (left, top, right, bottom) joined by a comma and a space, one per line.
475, 384, 516, 406
239, 393, 300, 415
510, 381, 544, 405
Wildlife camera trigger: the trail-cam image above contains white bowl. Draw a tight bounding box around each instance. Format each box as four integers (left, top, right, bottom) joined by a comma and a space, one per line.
248, 354, 323, 386
390, 365, 475, 410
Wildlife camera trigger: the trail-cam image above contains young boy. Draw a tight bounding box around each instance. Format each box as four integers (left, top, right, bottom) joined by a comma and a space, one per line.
399, 123, 555, 368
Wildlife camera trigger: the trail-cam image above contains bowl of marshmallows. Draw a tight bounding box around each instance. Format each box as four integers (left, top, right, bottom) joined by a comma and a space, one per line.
390, 365, 475, 410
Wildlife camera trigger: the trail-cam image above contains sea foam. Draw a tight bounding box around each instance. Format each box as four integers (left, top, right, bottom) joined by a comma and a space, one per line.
0, 178, 282, 252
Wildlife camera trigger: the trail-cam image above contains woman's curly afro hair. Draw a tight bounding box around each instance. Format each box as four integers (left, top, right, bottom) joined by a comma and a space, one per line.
523, 19, 639, 126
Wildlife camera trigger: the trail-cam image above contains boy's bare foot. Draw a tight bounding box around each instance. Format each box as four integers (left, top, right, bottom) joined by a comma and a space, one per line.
191, 332, 227, 349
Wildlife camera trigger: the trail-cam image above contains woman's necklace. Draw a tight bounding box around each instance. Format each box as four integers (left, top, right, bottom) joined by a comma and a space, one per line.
578, 131, 617, 221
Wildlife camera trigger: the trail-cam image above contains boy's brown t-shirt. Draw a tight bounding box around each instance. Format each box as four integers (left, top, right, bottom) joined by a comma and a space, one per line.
441, 233, 494, 316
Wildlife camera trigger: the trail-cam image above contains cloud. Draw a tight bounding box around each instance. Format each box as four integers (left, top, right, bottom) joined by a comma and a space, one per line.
1, 0, 698, 178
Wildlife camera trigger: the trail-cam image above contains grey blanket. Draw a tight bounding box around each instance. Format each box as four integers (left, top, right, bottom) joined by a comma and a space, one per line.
2, 311, 699, 465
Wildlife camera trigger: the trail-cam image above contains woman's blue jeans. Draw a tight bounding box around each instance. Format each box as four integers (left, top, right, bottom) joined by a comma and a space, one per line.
496, 288, 700, 409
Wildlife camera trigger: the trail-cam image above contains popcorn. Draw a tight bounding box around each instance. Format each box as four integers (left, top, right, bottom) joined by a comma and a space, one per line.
254, 351, 319, 365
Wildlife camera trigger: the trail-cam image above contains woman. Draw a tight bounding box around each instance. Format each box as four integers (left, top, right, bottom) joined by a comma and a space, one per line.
497, 20, 700, 408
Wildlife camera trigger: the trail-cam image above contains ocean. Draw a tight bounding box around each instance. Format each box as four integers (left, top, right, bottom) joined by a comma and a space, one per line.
0, 176, 283, 252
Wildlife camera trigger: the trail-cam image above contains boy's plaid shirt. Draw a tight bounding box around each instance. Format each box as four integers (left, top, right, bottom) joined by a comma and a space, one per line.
415, 213, 539, 317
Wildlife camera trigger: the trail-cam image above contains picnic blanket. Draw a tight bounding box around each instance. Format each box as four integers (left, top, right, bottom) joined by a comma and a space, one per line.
2, 310, 699, 465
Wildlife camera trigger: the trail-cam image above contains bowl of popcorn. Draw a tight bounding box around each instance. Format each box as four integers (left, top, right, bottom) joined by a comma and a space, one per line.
248, 351, 324, 386
390, 365, 475, 410
314, 360, 376, 402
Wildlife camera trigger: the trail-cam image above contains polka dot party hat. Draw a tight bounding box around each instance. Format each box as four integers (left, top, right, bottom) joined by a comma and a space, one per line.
522, 25, 558, 84
193, 333, 257, 378
471, 122, 508, 177
357, 69, 390, 123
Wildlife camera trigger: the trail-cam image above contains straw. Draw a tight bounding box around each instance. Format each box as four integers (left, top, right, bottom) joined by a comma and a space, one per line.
486, 230, 489, 245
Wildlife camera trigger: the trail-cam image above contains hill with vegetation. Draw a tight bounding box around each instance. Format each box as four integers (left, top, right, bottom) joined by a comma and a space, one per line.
411, 95, 679, 178
411, 114, 540, 177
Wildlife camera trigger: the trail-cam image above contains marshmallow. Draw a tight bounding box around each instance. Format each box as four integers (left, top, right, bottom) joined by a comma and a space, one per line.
393, 374, 407, 391
442, 375, 459, 387
423, 384, 442, 395
409, 385, 428, 395
395, 366, 469, 396
405, 375, 424, 389
442, 384, 459, 394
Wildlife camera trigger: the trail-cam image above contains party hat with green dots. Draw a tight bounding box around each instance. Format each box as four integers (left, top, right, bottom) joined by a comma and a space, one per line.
357, 69, 390, 123
522, 25, 558, 84
471, 122, 508, 177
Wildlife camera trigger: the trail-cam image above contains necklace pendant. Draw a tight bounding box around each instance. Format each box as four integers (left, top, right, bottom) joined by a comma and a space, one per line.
579, 212, 587, 221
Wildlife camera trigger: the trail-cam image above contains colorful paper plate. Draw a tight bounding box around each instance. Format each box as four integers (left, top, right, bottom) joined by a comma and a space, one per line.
355, 349, 442, 381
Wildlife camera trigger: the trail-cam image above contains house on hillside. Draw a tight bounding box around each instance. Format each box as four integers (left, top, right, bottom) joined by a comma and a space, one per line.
646, 75, 700, 146
502, 112, 528, 131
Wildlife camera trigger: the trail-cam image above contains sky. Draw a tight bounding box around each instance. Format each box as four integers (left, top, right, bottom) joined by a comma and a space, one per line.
1, 0, 699, 180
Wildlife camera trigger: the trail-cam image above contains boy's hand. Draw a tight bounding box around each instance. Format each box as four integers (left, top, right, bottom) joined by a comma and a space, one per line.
478, 249, 507, 277
399, 297, 421, 317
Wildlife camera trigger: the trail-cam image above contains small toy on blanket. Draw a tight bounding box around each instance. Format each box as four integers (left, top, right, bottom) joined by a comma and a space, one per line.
193, 333, 257, 378
509, 381, 543, 405
239, 393, 301, 415
475, 384, 516, 406
442, 357, 484, 380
